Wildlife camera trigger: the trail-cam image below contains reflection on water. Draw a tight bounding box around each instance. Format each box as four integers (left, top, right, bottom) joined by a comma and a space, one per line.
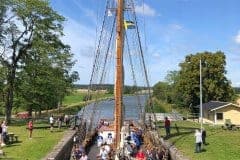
78, 95, 147, 127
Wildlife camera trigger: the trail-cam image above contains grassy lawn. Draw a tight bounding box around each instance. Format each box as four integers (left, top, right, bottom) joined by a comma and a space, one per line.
1, 120, 66, 160
63, 91, 86, 105
63, 91, 112, 106
0, 90, 112, 159
158, 120, 240, 160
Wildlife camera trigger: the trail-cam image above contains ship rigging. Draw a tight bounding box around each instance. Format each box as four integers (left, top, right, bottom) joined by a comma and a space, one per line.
75, 0, 164, 159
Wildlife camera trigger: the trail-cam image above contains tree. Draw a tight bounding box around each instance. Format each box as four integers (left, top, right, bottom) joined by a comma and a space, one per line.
0, 65, 7, 112
0, 0, 69, 123
176, 51, 234, 108
153, 81, 169, 102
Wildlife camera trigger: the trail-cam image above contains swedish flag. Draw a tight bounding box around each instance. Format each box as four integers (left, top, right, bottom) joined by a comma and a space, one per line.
124, 21, 135, 30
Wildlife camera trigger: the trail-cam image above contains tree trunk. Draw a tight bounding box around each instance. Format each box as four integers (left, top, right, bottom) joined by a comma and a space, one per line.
28, 107, 32, 117
5, 68, 16, 124
5, 81, 14, 124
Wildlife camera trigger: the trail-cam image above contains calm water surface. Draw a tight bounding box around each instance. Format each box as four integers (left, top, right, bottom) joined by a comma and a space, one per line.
78, 95, 147, 126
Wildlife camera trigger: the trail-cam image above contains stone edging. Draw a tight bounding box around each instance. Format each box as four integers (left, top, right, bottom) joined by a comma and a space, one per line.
159, 137, 190, 160
42, 129, 77, 160
150, 131, 190, 160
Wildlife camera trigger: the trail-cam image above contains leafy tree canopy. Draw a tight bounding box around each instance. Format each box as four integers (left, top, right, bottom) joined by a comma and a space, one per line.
176, 51, 234, 107
0, 0, 78, 121
153, 51, 234, 110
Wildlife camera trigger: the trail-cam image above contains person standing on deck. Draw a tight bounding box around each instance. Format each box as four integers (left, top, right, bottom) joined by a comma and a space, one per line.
80, 152, 88, 160
106, 133, 113, 144
164, 117, 171, 138
97, 146, 108, 160
28, 119, 33, 139
97, 133, 104, 147
136, 147, 146, 160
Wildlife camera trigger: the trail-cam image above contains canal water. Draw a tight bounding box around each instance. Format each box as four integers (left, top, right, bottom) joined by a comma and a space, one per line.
78, 95, 148, 127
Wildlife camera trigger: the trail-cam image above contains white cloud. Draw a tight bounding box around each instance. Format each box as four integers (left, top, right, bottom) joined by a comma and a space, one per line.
152, 53, 161, 58
234, 31, 240, 44
72, 0, 97, 24
170, 24, 183, 31
62, 17, 96, 84
63, 17, 95, 57
135, 3, 157, 16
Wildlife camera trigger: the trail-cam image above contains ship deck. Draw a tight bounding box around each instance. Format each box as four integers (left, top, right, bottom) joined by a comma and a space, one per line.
87, 143, 99, 160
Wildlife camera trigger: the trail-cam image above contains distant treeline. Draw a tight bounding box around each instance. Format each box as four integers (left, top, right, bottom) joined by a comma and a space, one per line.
234, 87, 240, 94
74, 84, 150, 94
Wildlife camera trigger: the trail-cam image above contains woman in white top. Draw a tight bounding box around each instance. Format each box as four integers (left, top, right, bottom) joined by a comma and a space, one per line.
1, 121, 7, 145
194, 129, 202, 153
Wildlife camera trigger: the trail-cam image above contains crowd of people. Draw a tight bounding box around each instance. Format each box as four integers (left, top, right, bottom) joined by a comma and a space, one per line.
70, 119, 170, 160
72, 143, 88, 160
122, 124, 167, 160
49, 114, 71, 132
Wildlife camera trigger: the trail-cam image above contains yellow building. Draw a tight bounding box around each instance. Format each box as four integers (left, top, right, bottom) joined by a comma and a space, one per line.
201, 101, 240, 125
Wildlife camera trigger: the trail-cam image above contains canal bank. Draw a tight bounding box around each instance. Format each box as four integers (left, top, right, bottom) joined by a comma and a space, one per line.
42, 129, 76, 160
43, 95, 189, 160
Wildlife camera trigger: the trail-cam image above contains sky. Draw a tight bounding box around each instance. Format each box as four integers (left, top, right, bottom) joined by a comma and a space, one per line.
50, 0, 240, 87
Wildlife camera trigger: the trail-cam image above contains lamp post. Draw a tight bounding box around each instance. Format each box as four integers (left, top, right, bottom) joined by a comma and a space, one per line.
199, 59, 203, 132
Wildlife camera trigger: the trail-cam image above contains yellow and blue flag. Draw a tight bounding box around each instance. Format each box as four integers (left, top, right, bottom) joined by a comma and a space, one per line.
124, 20, 135, 30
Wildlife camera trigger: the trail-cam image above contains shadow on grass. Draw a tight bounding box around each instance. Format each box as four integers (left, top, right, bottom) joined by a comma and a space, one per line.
5, 143, 21, 147
164, 130, 195, 145
31, 136, 44, 139
53, 130, 64, 133
201, 148, 207, 152
160, 124, 197, 145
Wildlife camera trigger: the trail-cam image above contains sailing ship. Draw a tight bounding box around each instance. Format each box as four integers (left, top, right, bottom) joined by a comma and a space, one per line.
72, 0, 168, 159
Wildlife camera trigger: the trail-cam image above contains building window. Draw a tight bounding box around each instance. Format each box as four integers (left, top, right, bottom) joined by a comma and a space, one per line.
216, 113, 223, 120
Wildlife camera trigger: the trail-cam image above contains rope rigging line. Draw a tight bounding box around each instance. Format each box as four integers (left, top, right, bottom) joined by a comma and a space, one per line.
86, 0, 109, 98
87, 12, 117, 132
80, 0, 112, 131
142, 0, 148, 55
130, 0, 158, 127
125, 33, 144, 122
87, 0, 119, 132
80, 1, 109, 120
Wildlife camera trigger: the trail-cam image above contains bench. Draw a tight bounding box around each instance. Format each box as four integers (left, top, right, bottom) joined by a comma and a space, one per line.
7, 133, 18, 143
222, 119, 240, 131
0, 149, 5, 157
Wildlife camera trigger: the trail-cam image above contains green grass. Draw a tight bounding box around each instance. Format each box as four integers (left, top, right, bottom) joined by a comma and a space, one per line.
63, 91, 85, 105
63, 91, 112, 105
151, 98, 189, 115
44, 91, 113, 115
0, 90, 112, 159
158, 121, 240, 160
1, 120, 66, 160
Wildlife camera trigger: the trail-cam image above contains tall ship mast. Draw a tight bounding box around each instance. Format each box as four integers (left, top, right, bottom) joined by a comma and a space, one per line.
114, 0, 124, 149
73, 0, 166, 159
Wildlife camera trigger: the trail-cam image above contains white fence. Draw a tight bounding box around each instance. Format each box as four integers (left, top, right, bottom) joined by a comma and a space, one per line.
145, 112, 183, 121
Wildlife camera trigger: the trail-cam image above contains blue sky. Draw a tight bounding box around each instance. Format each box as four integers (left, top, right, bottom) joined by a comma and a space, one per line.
50, 0, 240, 87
